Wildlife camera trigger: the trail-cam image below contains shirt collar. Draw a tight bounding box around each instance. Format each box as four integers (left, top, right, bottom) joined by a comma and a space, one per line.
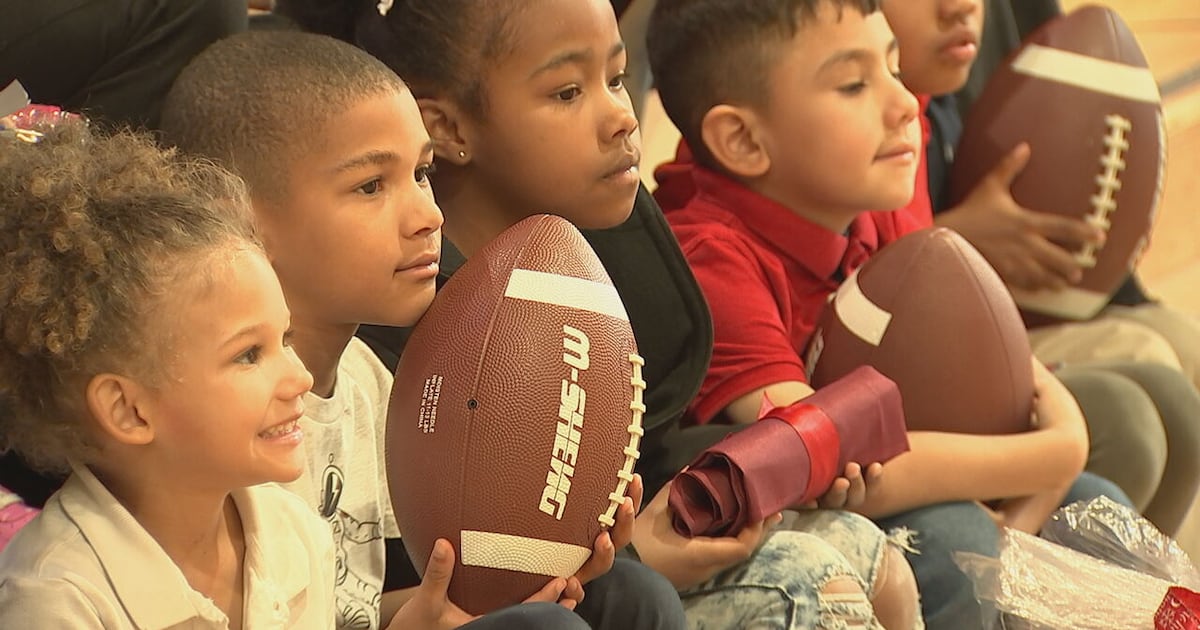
691, 167, 882, 282
237, 484, 312, 626
60, 464, 220, 628
59, 465, 310, 628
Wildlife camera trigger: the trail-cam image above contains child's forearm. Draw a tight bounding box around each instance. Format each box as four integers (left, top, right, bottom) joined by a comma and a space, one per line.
853, 427, 1087, 518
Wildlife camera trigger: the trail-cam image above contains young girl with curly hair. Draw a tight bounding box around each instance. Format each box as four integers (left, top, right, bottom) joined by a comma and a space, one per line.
0, 122, 335, 629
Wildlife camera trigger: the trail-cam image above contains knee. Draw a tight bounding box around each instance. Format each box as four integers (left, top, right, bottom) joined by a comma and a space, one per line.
877, 504, 996, 630
1136, 364, 1200, 476
865, 545, 921, 630
1085, 372, 1167, 454
818, 577, 873, 629
880, 502, 996, 603
1107, 362, 1200, 450
740, 529, 884, 629
578, 557, 685, 630
1062, 368, 1168, 494
908, 502, 999, 561
483, 602, 590, 629
1098, 319, 1183, 369
1064, 471, 1134, 508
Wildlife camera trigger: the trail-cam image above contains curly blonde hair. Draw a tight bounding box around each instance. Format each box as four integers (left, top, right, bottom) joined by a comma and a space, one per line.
0, 122, 258, 473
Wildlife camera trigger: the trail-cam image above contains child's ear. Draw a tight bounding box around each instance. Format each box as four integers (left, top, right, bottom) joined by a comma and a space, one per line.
85, 374, 155, 447
701, 105, 770, 179
417, 97, 470, 166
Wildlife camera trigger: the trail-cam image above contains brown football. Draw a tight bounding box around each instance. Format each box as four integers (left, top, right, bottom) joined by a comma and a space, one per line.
387, 215, 645, 615
806, 228, 1033, 435
949, 5, 1164, 323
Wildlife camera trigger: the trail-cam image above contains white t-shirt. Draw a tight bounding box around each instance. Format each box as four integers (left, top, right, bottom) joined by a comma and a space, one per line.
283, 337, 401, 630
0, 465, 335, 629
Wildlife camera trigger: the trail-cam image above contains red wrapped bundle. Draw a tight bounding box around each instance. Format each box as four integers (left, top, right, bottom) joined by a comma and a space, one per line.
669, 366, 910, 537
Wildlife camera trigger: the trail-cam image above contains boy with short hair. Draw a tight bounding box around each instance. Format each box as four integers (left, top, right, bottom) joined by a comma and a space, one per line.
648, 0, 1096, 627
162, 33, 440, 630
159, 30, 647, 630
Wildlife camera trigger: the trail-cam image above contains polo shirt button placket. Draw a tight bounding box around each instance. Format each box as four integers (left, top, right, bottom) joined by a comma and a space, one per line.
267, 598, 288, 626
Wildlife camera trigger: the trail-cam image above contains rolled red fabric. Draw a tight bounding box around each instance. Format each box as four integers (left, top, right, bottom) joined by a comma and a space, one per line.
669, 366, 910, 537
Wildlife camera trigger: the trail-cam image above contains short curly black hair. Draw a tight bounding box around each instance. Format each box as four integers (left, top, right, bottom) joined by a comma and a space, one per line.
0, 122, 257, 473
160, 30, 408, 202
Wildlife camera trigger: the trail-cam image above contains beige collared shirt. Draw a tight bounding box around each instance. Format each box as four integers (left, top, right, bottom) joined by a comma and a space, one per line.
0, 465, 335, 629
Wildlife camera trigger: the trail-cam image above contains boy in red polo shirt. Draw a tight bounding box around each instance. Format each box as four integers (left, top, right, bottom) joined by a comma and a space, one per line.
648, 0, 1100, 628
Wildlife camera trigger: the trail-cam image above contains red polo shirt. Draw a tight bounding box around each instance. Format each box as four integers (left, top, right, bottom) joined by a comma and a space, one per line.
661, 98, 935, 425
666, 169, 930, 424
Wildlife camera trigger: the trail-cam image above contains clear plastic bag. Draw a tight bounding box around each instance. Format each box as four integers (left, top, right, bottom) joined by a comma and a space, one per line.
954, 497, 1198, 630
1042, 497, 1200, 589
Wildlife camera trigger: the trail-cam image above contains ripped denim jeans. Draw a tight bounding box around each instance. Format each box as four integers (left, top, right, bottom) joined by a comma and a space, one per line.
680, 509, 922, 630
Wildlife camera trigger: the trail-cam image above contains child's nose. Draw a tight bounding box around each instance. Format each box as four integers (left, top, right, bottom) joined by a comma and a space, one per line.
282, 349, 314, 398
602, 90, 639, 143
406, 189, 444, 238
889, 80, 920, 129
